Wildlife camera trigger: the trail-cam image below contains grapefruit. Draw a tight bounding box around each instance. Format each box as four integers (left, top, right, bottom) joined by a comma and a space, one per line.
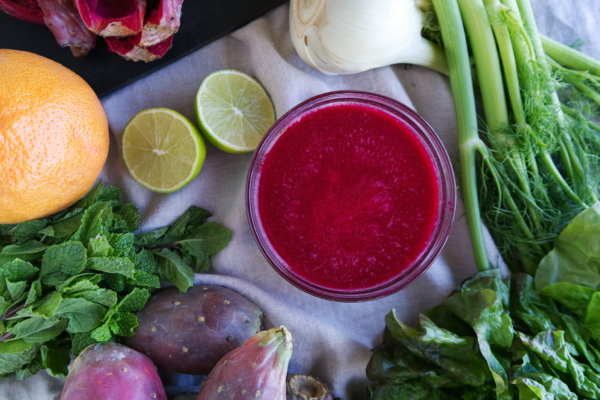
0, 50, 109, 224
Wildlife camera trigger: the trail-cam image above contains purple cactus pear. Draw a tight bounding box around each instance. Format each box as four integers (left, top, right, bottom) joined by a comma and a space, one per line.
196, 326, 293, 400
60, 342, 167, 400
286, 374, 335, 400
122, 285, 263, 375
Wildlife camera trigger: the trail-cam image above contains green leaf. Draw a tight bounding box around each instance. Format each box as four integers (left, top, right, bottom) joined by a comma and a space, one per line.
85, 257, 134, 277
32, 291, 62, 319
90, 323, 113, 342
56, 273, 101, 293
6, 281, 27, 301
126, 270, 160, 289
71, 332, 97, 356
0, 241, 47, 266
87, 236, 112, 258
71, 201, 111, 245
97, 185, 120, 203
25, 280, 42, 306
40, 242, 87, 285
55, 298, 106, 333
0, 344, 40, 375
536, 203, 600, 291
134, 226, 168, 249
115, 288, 149, 313
585, 293, 600, 344
0, 340, 32, 354
37, 226, 54, 238
11, 220, 50, 244
61, 280, 99, 296
108, 312, 138, 337
178, 223, 232, 256
510, 274, 555, 335
103, 273, 125, 292
1, 259, 39, 283
0, 297, 10, 316
514, 374, 577, 400
15, 352, 44, 381
158, 207, 204, 245
153, 249, 194, 292
134, 249, 155, 274
385, 310, 491, 387
9, 317, 66, 344
41, 340, 70, 378
106, 233, 134, 255
541, 282, 595, 318
112, 204, 140, 233
370, 380, 452, 400
50, 212, 85, 239
75, 289, 118, 308
423, 305, 473, 338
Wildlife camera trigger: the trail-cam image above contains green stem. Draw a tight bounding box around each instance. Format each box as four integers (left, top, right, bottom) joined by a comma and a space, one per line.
562, 75, 600, 108
432, 0, 490, 271
561, 104, 600, 133
541, 35, 600, 77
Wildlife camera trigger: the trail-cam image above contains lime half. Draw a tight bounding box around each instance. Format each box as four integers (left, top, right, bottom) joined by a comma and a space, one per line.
195, 70, 275, 153
121, 108, 206, 193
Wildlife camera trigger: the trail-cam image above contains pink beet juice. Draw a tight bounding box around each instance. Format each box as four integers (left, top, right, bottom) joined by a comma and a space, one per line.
247, 92, 455, 301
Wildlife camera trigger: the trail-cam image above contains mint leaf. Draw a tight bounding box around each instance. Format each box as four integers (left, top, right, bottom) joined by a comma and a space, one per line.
25, 280, 42, 306
90, 323, 113, 342
55, 298, 106, 333
134, 226, 169, 249
113, 204, 140, 232
0, 340, 32, 354
9, 317, 66, 344
153, 249, 195, 292
50, 212, 84, 238
0, 297, 10, 316
107, 233, 134, 255
41, 340, 70, 378
86, 257, 134, 277
71, 202, 111, 245
37, 226, 54, 238
0, 345, 40, 375
108, 312, 138, 337
75, 289, 118, 308
71, 332, 96, 356
7, 281, 27, 301
97, 185, 120, 203
134, 249, 155, 274
40, 242, 87, 286
1, 259, 39, 282
127, 270, 160, 289
0, 241, 48, 266
32, 292, 62, 319
179, 223, 232, 255
87, 236, 111, 258
103, 273, 125, 292
15, 352, 44, 381
56, 273, 101, 293
11, 220, 50, 244
115, 288, 149, 313
61, 280, 99, 296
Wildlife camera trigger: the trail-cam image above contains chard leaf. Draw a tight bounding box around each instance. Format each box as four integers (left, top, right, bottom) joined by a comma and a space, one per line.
85, 257, 134, 277
585, 293, 600, 344
514, 373, 577, 399
40, 242, 87, 285
536, 203, 600, 292
41, 340, 70, 378
423, 305, 473, 338
370, 380, 452, 400
152, 249, 194, 292
87, 236, 112, 258
0, 340, 32, 354
510, 274, 555, 335
178, 222, 232, 256
71, 332, 96, 356
541, 282, 595, 318
55, 298, 106, 333
385, 310, 491, 387
9, 317, 66, 344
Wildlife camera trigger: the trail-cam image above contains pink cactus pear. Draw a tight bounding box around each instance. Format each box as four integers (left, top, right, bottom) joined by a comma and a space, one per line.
196, 326, 293, 400
128, 0, 183, 48
38, 0, 97, 57
60, 342, 167, 400
105, 35, 173, 62
0, 0, 43, 24
286, 374, 335, 400
74, 0, 145, 37
122, 285, 263, 375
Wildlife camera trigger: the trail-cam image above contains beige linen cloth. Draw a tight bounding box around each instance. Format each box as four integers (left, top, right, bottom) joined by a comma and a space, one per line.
2, 1, 599, 398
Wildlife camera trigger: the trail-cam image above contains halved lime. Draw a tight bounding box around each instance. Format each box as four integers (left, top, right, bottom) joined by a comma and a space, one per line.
121, 108, 206, 193
195, 70, 276, 153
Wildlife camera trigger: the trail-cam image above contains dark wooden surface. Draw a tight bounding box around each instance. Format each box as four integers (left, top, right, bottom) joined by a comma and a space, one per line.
0, 0, 287, 97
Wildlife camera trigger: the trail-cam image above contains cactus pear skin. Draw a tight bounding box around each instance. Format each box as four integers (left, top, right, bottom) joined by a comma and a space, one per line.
122, 285, 263, 375
286, 374, 335, 400
105, 35, 173, 62
196, 326, 293, 400
74, 0, 145, 37
128, 0, 183, 48
0, 0, 44, 24
60, 342, 167, 400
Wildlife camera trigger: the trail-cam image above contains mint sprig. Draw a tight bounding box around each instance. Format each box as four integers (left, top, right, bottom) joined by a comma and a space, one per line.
0, 181, 232, 379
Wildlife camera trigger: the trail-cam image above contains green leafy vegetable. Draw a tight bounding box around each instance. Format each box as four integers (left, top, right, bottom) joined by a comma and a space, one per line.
0, 181, 231, 380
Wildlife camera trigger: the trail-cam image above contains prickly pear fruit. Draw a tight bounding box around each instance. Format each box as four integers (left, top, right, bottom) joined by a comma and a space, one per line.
105, 35, 173, 62
74, 0, 145, 37
286, 374, 335, 400
196, 326, 293, 400
60, 342, 167, 400
0, 0, 43, 24
128, 0, 183, 48
122, 285, 263, 375
38, 0, 97, 57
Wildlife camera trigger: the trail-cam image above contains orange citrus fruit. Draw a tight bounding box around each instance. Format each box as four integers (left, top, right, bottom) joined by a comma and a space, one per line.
0, 50, 109, 224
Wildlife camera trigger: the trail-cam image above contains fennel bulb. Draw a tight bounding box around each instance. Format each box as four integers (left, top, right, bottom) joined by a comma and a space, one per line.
289, 0, 448, 75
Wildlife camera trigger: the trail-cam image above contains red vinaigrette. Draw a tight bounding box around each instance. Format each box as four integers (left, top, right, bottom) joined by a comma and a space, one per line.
247, 92, 455, 301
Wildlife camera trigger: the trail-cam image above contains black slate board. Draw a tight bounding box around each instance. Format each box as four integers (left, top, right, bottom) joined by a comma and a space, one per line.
0, 0, 287, 98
